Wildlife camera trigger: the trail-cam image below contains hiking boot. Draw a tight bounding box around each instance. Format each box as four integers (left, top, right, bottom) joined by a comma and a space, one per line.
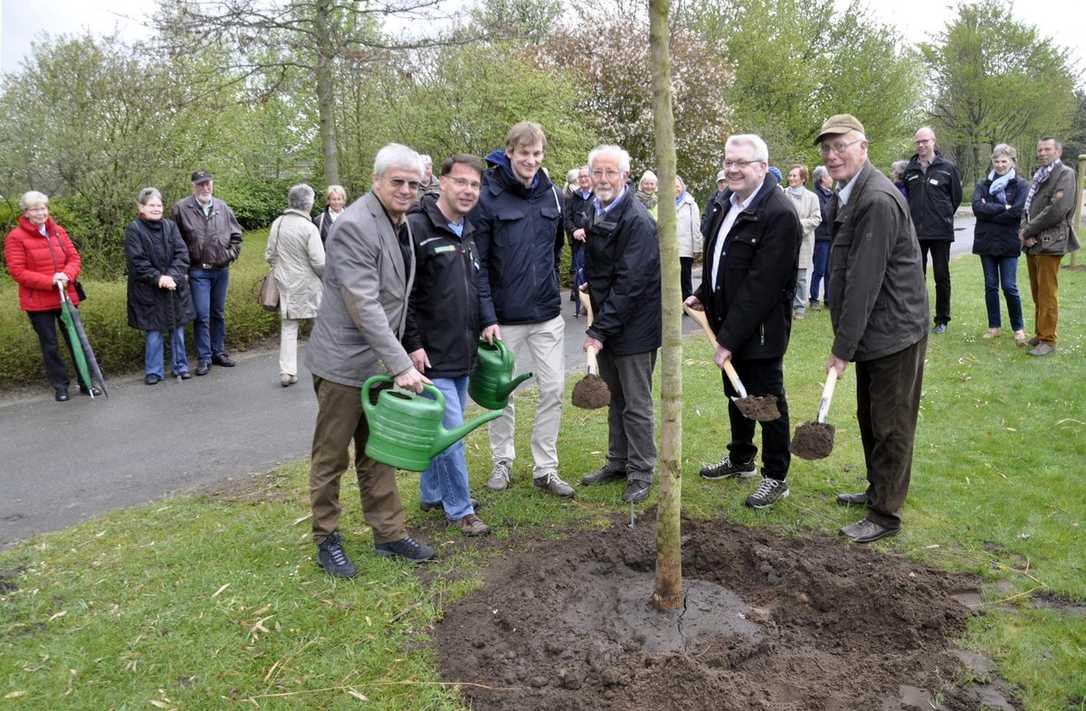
699, 456, 757, 481
212, 353, 236, 367
1028, 343, 1055, 357
454, 514, 490, 536
745, 477, 789, 509
622, 479, 652, 503
533, 472, 575, 498
374, 536, 435, 563
420, 497, 479, 513
316, 531, 357, 578
486, 459, 511, 491
580, 466, 626, 486
195, 361, 210, 376
840, 519, 899, 544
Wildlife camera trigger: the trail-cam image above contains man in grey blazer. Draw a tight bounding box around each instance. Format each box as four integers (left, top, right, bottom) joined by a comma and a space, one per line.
305, 143, 435, 576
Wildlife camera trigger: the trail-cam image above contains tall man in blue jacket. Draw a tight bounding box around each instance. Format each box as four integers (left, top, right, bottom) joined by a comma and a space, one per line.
471, 121, 574, 498
577, 145, 661, 503
687, 134, 802, 510
903, 127, 962, 334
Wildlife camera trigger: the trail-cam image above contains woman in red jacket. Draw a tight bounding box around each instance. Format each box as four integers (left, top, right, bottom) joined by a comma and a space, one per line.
3, 191, 100, 401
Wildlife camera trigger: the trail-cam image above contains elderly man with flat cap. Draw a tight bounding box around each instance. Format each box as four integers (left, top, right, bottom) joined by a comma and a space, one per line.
816, 114, 929, 543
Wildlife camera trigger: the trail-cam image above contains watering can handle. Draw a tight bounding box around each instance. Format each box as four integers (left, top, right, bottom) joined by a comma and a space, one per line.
816, 370, 837, 424
361, 374, 393, 418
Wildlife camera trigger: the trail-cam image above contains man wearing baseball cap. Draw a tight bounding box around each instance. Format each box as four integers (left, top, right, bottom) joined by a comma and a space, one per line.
815, 114, 929, 543
172, 170, 243, 375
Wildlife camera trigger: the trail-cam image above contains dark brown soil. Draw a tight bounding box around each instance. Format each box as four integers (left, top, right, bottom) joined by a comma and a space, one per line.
735, 394, 780, 422
791, 421, 836, 460
572, 374, 610, 410
434, 516, 1019, 711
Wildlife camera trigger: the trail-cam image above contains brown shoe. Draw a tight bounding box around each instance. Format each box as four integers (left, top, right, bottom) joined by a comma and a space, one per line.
454, 514, 490, 536
1028, 342, 1055, 357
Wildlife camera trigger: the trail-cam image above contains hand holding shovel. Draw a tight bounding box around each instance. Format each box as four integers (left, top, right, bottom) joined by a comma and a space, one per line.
572, 290, 610, 409
682, 303, 780, 421
790, 369, 838, 460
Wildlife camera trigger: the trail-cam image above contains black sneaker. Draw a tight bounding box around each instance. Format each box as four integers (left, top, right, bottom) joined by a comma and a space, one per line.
699, 456, 757, 480
374, 536, 435, 563
212, 353, 236, 367
745, 477, 789, 509
316, 531, 358, 578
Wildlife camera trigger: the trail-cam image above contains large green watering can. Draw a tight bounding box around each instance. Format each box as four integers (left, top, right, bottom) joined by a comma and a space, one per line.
362, 375, 503, 471
468, 339, 533, 410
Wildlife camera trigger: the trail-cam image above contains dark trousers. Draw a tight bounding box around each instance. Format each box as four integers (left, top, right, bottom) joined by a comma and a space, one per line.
597, 349, 657, 482
919, 240, 951, 325
724, 357, 790, 481
680, 257, 694, 301
810, 241, 830, 303
309, 376, 406, 545
855, 337, 926, 529
27, 309, 86, 390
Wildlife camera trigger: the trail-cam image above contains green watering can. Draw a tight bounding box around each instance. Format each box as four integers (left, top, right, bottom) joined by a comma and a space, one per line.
468, 339, 533, 410
362, 375, 503, 471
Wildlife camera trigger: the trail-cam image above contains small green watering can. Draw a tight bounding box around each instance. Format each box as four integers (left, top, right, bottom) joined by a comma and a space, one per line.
468, 339, 533, 410
362, 375, 503, 471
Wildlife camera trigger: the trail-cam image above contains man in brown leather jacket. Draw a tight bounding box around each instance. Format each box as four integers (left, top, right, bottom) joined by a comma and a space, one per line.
817, 114, 929, 544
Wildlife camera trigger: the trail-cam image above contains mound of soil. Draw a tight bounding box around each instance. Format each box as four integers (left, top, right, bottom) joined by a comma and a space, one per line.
790, 421, 836, 460
572, 374, 610, 410
735, 395, 780, 422
435, 516, 1019, 710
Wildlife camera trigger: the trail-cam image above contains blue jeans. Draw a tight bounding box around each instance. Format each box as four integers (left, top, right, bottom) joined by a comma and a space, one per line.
145, 327, 189, 377
980, 255, 1023, 330
420, 376, 475, 521
189, 267, 229, 362
810, 241, 830, 303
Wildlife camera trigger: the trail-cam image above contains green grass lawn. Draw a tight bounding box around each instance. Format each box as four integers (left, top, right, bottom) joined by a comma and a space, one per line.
1, 254, 1084, 709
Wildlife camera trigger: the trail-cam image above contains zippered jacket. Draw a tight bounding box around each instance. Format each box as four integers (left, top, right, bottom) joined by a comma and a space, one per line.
902, 152, 962, 240
171, 195, 243, 267
4, 215, 82, 311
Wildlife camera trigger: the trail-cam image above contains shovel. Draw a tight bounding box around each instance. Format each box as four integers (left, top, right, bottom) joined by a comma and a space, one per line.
571, 289, 610, 410
790, 369, 837, 460
682, 303, 780, 421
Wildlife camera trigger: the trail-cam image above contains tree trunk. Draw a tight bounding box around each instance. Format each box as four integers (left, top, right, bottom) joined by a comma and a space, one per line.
315, 0, 339, 186
649, 0, 683, 611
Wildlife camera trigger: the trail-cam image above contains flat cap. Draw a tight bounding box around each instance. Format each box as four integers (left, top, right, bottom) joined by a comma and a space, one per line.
191, 169, 214, 183
716, 169, 727, 182
814, 114, 865, 144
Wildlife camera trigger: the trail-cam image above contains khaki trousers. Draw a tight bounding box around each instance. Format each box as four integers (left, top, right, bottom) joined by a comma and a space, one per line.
309, 376, 405, 544
1026, 254, 1061, 345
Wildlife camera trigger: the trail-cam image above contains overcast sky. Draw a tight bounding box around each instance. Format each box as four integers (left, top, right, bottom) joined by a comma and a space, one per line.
3, 0, 1084, 76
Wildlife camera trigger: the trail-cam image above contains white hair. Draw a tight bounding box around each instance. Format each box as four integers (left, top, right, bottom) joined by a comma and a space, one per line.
137, 187, 162, 205
639, 169, 658, 185
812, 166, 828, 182
587, 144, 631, 174
287, 183, 315, 212
725, 134, 769, 162
325, 184, 347, 200
19, 191, 49, 211
373, 143, 423, 177
419, 154, 433, 168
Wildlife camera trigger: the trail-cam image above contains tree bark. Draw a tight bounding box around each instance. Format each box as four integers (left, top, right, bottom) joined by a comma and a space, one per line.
315, 0, 339, 186
649, 0, 683, 611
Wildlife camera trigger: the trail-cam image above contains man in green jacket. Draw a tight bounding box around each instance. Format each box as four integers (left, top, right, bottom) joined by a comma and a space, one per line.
1019, 137, 1080, 357
817, 114, 929, 544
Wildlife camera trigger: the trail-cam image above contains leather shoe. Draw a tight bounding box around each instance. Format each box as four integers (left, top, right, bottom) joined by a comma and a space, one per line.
144, 374, 161, 385
195, 361, 210, 376
78, 384, 102, 397
54, 387, 70, 402
840, 519, 899, 544
581, 467, 626, 486
622, 479, 652, 503
212, 354, 236, 367
835, 491, 869, 506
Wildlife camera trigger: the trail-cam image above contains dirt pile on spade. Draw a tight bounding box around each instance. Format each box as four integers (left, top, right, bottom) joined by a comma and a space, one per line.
435, 516, 1018, 711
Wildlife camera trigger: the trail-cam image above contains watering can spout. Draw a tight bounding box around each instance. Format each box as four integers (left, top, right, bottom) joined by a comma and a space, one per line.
430, 408, 504, 458
497, 371, 533, 401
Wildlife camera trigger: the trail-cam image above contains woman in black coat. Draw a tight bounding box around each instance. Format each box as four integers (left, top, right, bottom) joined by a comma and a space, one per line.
971, 143, 1028, 345
125, 188, 197, 384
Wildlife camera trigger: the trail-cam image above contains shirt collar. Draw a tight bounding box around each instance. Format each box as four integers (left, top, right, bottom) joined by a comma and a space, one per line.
729, 178, 764, 211
594, 187, 627, 216
837, 170, 863, 206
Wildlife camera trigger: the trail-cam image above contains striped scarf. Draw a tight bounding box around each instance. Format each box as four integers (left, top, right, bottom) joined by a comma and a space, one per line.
1024, 160, 1061, 216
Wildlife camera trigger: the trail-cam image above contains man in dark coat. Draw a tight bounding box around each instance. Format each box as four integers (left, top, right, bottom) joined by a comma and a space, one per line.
903, 127, 962, 334
817, 114, 929, 543
687, 134, 802, 510
577, 145, 662, 503
564, 165, 593, 317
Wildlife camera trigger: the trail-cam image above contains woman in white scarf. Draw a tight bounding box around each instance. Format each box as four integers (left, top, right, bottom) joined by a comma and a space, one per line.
784, 165, 821, 319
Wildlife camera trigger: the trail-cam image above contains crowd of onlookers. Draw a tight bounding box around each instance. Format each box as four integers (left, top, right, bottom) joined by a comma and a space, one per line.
2, 118, 1079, 570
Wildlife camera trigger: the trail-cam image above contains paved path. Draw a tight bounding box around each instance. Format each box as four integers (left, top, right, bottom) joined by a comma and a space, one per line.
0, 214, 977, 546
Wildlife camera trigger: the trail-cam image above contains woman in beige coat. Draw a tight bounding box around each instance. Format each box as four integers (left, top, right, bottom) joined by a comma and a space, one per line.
265, 184, 326, 386
674, 175, 702, 300
784, 165, 821, 319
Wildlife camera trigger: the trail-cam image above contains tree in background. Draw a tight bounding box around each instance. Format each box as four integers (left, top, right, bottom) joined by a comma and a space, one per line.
919, 0, 1076, 185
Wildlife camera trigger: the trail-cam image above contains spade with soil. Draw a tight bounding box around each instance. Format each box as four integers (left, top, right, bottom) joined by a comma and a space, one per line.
572, 290, 611, 410
682, 304, 780, 421
790, 368, 838, 460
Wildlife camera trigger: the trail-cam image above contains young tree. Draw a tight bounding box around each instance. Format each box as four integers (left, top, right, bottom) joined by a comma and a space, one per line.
649, 0, 683, 611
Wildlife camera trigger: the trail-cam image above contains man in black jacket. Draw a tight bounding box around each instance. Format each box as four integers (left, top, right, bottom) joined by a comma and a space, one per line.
817, 114, 929, 543
403, 154, 491, 536
565, 165, 593, 317
903, 127, 962, 334
577, 145, 662, 503
687, 134, 802, 510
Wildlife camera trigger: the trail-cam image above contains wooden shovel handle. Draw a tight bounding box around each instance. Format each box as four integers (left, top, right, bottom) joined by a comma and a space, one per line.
578, 289, 594, 327
683, 303, 748, 398
817, 369, 837, 423
585, 345, 599, 375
